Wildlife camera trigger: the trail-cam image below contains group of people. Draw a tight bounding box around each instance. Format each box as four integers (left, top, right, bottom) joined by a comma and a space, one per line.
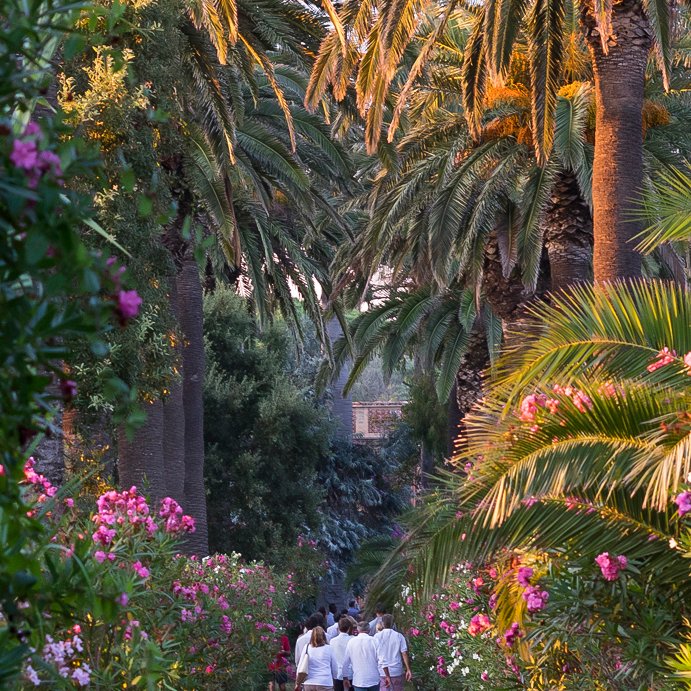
270, 602, 412, 691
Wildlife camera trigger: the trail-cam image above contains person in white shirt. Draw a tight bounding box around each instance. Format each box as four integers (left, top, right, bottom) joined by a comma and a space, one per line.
295, 613, 326, 674
373, 614, 412, 690
368, 604, 386, 636
330, 617, 355, 691
342, 621, 381, 691
327, 610, 348, 641
298, 627, 338, 691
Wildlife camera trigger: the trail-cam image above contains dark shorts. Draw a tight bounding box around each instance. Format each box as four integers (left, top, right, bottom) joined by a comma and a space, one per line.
334, 680, 345, 691
272, 671, 288, 684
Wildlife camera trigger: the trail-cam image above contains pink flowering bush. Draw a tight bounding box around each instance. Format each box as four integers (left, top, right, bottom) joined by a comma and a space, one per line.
394, 563, 522, 689
8, 475, 291, 689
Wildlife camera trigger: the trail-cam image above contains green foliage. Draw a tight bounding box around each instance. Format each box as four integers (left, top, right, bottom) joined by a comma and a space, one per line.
204, 287, 411, 573
0, 0, 138, 679
203, 287, 330, 562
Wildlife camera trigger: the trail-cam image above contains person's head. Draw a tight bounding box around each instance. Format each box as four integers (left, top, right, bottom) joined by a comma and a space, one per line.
348, 600, 356, 608
328, 603, 338, 615
375, 603, 386, 616
310, 626, 327, 647
318, 606, 327, 617
357, 621, 370, 634
382, 614, 394, 630
306, 613, 324, 631
338, 617, 353, 634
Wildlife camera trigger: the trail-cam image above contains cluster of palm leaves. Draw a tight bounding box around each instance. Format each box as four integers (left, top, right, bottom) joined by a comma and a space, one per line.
182, 0, 357, 339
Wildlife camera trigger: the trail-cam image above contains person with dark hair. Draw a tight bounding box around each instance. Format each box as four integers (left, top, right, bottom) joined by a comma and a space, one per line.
342, 621, 380, 691
330, 616, 355, 691
299, 626, 337, 691
326, 603, 338, 627
295, 613, 326, 675
327, 609, 349, 641
347, 600, 360, 618
374, 614, 412, 690
368, 605, 386, 636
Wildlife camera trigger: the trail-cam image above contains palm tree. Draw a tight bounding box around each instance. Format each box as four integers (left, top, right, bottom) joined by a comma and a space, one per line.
306, 0, 686, 282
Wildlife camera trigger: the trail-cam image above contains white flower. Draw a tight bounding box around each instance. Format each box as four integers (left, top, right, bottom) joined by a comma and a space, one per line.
670, 538, 679, 549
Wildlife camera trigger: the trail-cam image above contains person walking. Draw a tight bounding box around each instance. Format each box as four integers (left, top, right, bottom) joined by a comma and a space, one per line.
342, 621, 380, 691
330, 617, 355, 691
368, 605, 386, 636
326, 603, 338, 627
298, 627, 337, 691
347, 600, 360, 618
373, 614, 412, 690
268, 631, 290, 691
327, 609, 348, 641
296, 613, 326, 673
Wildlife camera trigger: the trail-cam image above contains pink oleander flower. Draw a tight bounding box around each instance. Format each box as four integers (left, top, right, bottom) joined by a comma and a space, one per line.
409, 627, 420, 637
10, 138, 38, 170
647, 347, 676, 373
595, 552, 628, 581
502, 622, 522, 647
516, 567, 533, 587
132, 560, 150, 580
518, 393, 547, 423
481, 671, 490, 681
116, 593, 129, 606
449, 600, 460, 611
684, 352, 691, 372
468, 613, 491, 636
675, 490, 691, 517
0, 464, 5, 476
523, 585, 549, 613
92, 525, 116, 546
117, 289, 142, 320
64, 497, 74, 508
221, 615, 232, 634
436, 656, 448, 677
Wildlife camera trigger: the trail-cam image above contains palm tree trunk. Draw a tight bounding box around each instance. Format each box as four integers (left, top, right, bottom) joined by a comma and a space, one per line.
163, 278, 186, 507
544, 171, 593, 291
117, 399, 166, 502
583, 0, 653, 281
177, 253, 209, 556
452, 325, 489, 457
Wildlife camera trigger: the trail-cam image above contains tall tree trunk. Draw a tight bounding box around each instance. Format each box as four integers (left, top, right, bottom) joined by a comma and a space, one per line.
177, 253, 209, 556
326, 317, 353, 441
544, 171, 593, 291
451, 325, 489, 458
162, 279, 186, 507
583, 0, 653, 281
117, 399, 166, 502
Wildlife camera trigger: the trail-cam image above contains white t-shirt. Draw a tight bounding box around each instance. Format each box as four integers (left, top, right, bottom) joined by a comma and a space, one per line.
329, 632, 353, 680
304, 644, 338, 686
294, 630, 311, 672
374, 628, 407, 677
342, 633, 380, 687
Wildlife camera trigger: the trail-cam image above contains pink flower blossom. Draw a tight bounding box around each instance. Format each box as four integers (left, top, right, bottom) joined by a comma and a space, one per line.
516, 567, 533, 588
117, 289, 142, 320
502, 622, 522, 647
10, 138, 38, 170
481, 671, 490, 681
675, 490, 691, 517
518, 393, 547, 423
116, 593, 129, 606
595, 552, 628, 581
132, 560, 150, 580
64, 497, 75, 508
523, 585, 549, 613
684, 352, 691, 372
468, 613, 491, 636
647, 347, 676, 373
409, 627, 420, 637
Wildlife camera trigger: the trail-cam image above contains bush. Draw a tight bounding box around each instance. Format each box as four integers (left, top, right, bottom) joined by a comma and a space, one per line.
9, 464, 295, 689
